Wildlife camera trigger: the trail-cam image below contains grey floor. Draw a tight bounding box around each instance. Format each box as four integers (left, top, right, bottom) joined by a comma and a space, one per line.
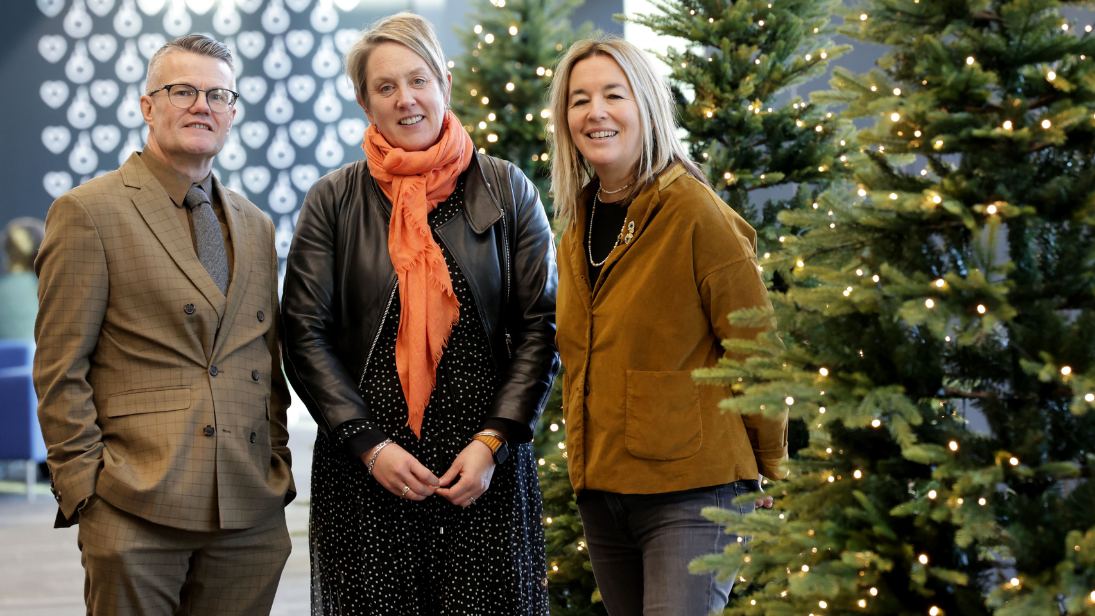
0, 422, 318, 616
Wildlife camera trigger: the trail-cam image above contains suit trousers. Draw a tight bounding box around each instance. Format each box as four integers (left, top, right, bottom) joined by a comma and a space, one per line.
77, 497, 291, 616
577, 480, 758, 616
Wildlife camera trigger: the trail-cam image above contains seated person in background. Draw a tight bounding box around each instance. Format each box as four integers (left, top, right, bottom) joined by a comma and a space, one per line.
0, 217, 45, 340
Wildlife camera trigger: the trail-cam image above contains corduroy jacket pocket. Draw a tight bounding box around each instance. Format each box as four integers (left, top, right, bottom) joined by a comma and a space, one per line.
624, 370, 702, 460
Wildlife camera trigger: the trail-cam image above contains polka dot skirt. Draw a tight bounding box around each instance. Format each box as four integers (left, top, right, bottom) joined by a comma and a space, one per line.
309, 177, 549, 615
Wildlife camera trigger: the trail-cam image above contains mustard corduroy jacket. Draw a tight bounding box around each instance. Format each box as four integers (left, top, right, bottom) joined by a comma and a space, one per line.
557, 164, 788, 496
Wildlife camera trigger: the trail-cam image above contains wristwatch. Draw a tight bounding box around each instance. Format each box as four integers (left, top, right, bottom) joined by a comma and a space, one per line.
473, 430, 510, 465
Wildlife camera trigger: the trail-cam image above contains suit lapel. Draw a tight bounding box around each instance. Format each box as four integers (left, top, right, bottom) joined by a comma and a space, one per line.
211, 177, 250, 360
124, 153, 227, 318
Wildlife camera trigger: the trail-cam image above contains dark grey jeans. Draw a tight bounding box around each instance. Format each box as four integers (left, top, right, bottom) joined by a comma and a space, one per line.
577, 480, 758, 616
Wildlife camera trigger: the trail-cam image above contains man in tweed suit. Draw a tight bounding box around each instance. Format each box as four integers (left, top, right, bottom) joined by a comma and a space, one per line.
34, 35, 294, 615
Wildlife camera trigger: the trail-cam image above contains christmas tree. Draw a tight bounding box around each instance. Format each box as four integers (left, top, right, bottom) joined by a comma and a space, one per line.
448, 2, 602, 610
623, 0, 856, 257
691, 0, 1095, 614
449, 0, 595, 204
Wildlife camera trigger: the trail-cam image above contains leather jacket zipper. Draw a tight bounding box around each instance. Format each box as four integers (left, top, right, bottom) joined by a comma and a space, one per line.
357, 282, 398, 391
497, 199, 512, 358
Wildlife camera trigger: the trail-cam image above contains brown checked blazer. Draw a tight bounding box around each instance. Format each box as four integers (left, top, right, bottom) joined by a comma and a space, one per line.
34, 152, 295, 532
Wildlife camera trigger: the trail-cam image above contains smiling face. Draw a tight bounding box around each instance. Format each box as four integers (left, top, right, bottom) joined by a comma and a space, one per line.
360, 41, 450, 152
141, 50, 235, 175
566, 53, 643, 189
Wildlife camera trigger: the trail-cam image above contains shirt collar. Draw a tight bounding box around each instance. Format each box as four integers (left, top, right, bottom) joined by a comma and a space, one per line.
139, 149, 214, 208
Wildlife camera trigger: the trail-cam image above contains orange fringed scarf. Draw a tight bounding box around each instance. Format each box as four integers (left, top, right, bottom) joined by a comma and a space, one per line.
362, 110, 474, 438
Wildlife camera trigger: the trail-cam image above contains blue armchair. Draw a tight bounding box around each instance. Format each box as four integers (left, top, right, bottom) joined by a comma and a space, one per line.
0, 339, 46, 500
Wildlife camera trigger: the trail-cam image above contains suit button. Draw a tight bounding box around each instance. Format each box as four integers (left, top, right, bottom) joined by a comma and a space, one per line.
252, 370, 259, 381
250, 432, 257, 443
184, 303, 195, 315
209, 366, 218, 377
257, 310, 265, 322
203, 425, 215, 437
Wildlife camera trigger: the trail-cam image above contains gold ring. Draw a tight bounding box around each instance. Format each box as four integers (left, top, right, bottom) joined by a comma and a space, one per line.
401, 486, 411, 497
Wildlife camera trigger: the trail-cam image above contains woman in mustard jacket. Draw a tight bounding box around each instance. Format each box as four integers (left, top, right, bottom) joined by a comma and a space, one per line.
548, 36, 789, 616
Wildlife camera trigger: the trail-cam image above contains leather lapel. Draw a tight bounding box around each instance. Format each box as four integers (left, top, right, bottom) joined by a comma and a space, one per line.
125, 153, 227, 318
211, 177, 250, 360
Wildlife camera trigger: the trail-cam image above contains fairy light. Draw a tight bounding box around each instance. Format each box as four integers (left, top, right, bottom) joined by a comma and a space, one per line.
1062, 366, 1072, 375
928, 490, 937, 499
549, 423, 559, 432
966, 56, 975, 65
979, 498, 987, 506
819, 407, 826, 414
854, 470, 862, 479
797, 260, 805, 268
914, 130, 922, 137
871, 419, 881, 428
977, 304, 987, 314
949, 441, 958, 451
484, 33, 495, 43
819, 368, 829, 376
802, 565, 810, 572
481, 96, 490, 104
930, 608, 940, 616
891, 113, 901, 122
870, 85, 877, 91
478, 121, 487, 129
505, 82, 515, 91
724, 172, 732, 180
1047, 70, 1057, 81
1010, 577, 1020, 586
925, 299, 935, 308
487, 113, 496, 121
1003, 120, 1013, 130
919, 554, 929, 565
934, 139, 944, 149
820, 601, 828, 609
1086, 394, 1095, 402
779, 236, 786, 242
932, 195, 942, 204
828, 476, 835, 483
474, 24, 482, 33
859, 600, 867, 607
508, 25, 518, 35
872, 275, 880, 282
858, 189, 867, 196
889, 193, 898, 200
536, 66, 546, 76
1042, 119, 1052, 129
540, 108, 550, 118
1010, 457, 1019, 466
786, 397, 795, 405
860, 13, 867, 19
487, 134, 498, 142
525, 113, 533, 121
870, 588, 878, 596
957, 498, 964, 505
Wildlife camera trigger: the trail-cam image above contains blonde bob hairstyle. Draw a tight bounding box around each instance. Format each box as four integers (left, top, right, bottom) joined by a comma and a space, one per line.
548, 36, 709, 226
344, 11, 450, 108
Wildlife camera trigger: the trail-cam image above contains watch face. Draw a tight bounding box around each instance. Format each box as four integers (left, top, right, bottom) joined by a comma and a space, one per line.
494, 442, 510, 465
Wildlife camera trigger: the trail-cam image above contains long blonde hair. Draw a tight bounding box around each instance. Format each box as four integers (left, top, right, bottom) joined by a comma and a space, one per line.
547, 36, 708, 226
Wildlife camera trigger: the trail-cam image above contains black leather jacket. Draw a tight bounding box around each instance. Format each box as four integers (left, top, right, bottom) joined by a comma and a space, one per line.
281, 153, 560, 445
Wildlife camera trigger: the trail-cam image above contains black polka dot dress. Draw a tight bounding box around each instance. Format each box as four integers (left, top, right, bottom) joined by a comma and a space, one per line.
309, 176, 549, 615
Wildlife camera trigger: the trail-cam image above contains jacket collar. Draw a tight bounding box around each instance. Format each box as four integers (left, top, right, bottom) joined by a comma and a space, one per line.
364, 152, 503, 233
121, 152, 234, 320
571, 163, 689, 296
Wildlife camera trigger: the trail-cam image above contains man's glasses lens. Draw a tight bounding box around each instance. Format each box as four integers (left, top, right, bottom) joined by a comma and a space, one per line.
165, 85, 237, 112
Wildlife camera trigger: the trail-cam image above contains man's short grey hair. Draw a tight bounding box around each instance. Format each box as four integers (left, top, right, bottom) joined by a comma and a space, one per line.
145, 34, 235, 93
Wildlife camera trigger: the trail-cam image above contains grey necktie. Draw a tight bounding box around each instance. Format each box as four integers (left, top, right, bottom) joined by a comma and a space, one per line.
184, 185, 230, 295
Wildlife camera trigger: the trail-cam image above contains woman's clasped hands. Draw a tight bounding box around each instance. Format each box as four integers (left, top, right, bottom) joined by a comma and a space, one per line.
363, 440, 495, 508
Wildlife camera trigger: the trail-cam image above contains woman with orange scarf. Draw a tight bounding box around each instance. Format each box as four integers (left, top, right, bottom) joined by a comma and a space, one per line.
281, 13, 559, 614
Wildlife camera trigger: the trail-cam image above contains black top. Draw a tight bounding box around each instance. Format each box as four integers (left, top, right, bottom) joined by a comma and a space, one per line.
337, 176, 520, 460
584, 191, 630, 283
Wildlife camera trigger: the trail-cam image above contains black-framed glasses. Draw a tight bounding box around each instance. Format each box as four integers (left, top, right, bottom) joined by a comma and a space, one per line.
148, 84, 239, 113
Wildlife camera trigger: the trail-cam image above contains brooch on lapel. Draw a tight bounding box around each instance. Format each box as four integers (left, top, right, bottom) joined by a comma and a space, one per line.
623, 221, 635, 244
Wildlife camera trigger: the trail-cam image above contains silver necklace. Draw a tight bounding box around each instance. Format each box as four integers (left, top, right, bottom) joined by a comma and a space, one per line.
597, 181, 632, 197
587, 192, 629, 268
